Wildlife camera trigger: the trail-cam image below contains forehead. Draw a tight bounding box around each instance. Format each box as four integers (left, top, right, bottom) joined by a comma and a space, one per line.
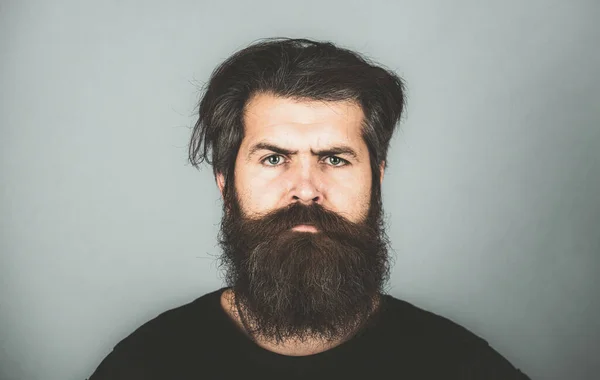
241, 93, 366, 150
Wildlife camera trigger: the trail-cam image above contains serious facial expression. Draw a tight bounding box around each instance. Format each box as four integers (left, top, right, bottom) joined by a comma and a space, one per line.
224, 92, 379, 227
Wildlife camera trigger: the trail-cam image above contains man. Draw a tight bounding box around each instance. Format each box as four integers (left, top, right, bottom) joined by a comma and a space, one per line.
89, 38, 530, 379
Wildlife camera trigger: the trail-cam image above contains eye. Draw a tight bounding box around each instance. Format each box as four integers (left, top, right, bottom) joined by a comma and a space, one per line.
262, 154, 285, 166
325, 156, 349, 167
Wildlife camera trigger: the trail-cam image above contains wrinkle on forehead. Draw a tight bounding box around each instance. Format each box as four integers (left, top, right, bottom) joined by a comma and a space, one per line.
241, 93, 366, 153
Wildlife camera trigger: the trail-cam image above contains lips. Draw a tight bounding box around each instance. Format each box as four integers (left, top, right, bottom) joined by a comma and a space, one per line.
291, 224, 319, 232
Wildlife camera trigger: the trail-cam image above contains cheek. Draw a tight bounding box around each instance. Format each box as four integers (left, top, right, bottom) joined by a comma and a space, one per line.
326, 171, 372, 221
235, 168, 289, 216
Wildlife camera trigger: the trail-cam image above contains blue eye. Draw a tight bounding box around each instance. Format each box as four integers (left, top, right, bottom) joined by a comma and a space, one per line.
326, 156, 348, 166
261, 155, 349, 167
263, 155, 283, 166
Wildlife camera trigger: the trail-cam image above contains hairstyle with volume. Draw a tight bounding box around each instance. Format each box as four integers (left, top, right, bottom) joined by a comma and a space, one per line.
189, 37, 406, 204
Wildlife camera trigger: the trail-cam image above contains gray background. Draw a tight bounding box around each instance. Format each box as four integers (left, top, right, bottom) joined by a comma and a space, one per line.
1, 1, 598, 379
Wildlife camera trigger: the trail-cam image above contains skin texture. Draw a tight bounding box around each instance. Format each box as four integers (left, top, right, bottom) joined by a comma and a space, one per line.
216, 93, 385, 356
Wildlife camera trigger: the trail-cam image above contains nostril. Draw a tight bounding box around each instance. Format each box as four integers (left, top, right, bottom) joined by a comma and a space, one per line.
292, 195, 320, 205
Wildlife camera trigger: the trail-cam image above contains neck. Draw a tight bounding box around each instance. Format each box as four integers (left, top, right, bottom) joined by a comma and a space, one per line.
220, 288, 380, 356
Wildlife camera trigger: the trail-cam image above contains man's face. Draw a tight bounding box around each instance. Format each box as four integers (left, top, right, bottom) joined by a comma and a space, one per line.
216, 93, 389, 343
228, 92, 377, 224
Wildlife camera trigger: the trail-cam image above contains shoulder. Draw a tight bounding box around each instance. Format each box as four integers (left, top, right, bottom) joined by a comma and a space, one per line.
116, 288, 224, 349
88, 288, 226, 379
380, 294, 482, 345
378, 295, 531, 379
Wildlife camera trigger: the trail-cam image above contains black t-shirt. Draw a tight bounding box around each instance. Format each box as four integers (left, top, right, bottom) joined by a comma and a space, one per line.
88, 288, 530, 379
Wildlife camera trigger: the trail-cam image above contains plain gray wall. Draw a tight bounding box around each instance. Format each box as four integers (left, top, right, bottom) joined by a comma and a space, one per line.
1, 0, 598, 379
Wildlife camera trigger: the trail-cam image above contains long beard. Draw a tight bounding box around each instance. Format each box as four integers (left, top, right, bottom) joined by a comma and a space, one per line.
218, 189, 391, 344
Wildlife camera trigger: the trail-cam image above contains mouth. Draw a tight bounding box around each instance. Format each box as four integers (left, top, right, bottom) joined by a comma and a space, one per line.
291, 224, 319, 233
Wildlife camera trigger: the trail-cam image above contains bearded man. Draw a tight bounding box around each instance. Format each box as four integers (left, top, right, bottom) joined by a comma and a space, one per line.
89, 38, 531, 380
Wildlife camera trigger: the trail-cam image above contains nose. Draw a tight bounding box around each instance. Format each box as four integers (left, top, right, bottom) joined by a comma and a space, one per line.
289, 161, 321, 205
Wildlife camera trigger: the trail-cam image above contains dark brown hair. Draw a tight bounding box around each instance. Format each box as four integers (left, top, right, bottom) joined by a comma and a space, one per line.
189, 37, 407, 201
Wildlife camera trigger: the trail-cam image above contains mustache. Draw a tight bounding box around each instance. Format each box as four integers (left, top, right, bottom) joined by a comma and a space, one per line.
256, 202, 355, 229
224, 201, 378, 245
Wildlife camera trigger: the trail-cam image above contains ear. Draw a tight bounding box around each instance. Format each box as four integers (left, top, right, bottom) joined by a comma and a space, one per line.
216, 172, 233, 215
379, 161, 385, 185
216, 172, 225, 199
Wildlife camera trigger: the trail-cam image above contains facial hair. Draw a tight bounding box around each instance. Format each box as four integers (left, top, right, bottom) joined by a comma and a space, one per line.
218, 188, 391, 344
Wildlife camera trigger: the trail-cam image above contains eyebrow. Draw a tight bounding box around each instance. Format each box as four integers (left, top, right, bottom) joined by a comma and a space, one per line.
246, 142, 361, 162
